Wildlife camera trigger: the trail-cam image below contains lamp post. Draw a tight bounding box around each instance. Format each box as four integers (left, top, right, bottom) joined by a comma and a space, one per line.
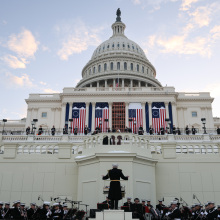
201, 118, 207, 134
2, 119, 7, 135
31, 119, 38, 135
165, 118, 171, 134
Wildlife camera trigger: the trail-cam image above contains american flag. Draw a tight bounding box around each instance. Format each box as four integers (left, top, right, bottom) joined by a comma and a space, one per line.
116, 78, 119, 88
152, 102, 166, 134
95, 103, 109, 132
128, 103, 143, 133
71, 103, 86, 134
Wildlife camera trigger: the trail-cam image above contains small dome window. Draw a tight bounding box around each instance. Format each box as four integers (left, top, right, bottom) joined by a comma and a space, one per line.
112, 44, 114, 48
98, 65, 101, 73
130, 63, 133, 71
103, 46, 105, 50
132, 45, 134, 49
107, 45, 110, 48
142, 66, 144, 73
93, 67, 96, 73
137, 47, 139, 51
124, 62, 127, 70
123, 44, 125, 48
99, 47, 101, 52
117, 43, 120, 48
128, 44, 130, 48
117, 62, 120, 70
104, 63, 107, 71
111, 62, 114, 70
137, 64, 139, 72
89, 69, 91, 75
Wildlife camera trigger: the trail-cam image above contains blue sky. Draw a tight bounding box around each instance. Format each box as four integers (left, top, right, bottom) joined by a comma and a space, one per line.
0, 0, 220, 120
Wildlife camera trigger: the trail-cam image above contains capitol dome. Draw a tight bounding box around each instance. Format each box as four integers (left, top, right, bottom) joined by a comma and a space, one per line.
76, 9, 162, 88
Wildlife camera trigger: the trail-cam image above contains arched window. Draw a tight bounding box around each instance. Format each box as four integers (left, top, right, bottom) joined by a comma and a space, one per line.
132, 45, 135, 49
128, 44, 130, 48
117, 43, 120, 48
98, 65, 101, 73
124, 62, 127, 70
130, 63, 133, 71
112, 44, 114, 48
107, 44, 110, 48
123, 44, 125, 48
93, 67, 96, 73
142, 66, 144, 73
117, 62, 120, 70
137, 64, 139, 72
104, 63, 107, 71
111, 62, 114, 70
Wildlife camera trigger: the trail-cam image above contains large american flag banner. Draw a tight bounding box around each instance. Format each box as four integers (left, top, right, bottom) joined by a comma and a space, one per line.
95, 103, 109, 132
71, 103, 86, 134
128, 103, 143, 133
152, 102, 166, 134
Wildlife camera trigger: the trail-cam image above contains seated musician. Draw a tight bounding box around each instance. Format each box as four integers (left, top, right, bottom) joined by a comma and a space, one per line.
128, 127, 132, 133
63, 204, 69, 219
63, 125, 68, 134
125, 126, 129, 133
107, 127, 111, 133
177, 127, 181, 135
167, 201, 181, 220
74, 126, 78, 135
102, 196, 111, 209
138, 125, 144, 135
123, 197, 133, 211
131, 198, 144, 220
149, 126, 153, 135
156, 199, 165, 214
51, 203, 63, 220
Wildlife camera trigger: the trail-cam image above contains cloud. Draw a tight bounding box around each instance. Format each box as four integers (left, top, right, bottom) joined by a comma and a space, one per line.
40, 81, 47, 86
1, 55, 27, 69
210, 25, 220, 41
132, 0, 141, 5
7, 29, 39, 58
57, 20, 104, 60
5, 72, 34, 88
180, 0, 199, 11
42, 88, 60, 93
41, 45, 50, 52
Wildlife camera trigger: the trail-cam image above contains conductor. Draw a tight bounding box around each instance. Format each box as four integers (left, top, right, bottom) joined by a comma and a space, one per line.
102, 164, 129, 210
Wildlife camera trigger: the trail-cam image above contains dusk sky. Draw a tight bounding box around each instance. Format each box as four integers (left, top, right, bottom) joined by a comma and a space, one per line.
1, 0, 220, 120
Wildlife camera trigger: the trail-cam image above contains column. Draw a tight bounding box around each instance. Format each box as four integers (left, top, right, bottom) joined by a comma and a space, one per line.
138, 81, 141, 87
171, 102, 177, 127
92, 102, 96, 131
26, 108, 32, 127
125, 102, 129, 127
141, 102, 146, 132
183, 107, 187, 127
97, 81, 99, 88
130, 79, 133, 88
51, 108, 56, 127
85, 102, 89, 126
60, 103, 66, 128
122, 79, 124, 88
148, 102, 152, 127
109, 102, 112, 129
105, 80, 107, 88
165, 102, 169, 119
90, 83, 92, 87
113, 79, 116, 87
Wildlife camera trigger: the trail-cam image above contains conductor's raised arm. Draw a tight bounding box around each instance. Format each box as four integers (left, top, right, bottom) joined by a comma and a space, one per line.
102, 173, 109, 180
119, 169, 128, 180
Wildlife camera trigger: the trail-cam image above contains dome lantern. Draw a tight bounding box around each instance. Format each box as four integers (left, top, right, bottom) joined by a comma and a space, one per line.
112, 8, 126, 36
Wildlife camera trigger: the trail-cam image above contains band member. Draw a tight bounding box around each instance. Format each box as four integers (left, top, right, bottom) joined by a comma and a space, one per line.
123, 197, 133, 211
217, 126, 220, 135
51, 125, 56, 136
63, 204, 69, 219
173, 125, 176, 135
20, 203, 27, 220
130, 198, 144, 220
102, 196, 112, 209
107, 127, 111, 132
10, 201, 22, 219
149, 126, 153, 135
26, 126, 30, 135
40, 201, 50, 220
125, 126, 129, 133
141, 200, 146, 215
160, 126, 165, 135
3, 202, 11, 220
193, 203, 201, 219
156, 200, 165, 214
177, 127, 181, 135
0, 201, 3, 219
138, 125, 144, 135
168, 201, 181, 220
185, 125, 189, 135
51, 203, 63, 220
102, 163, 128, 209
207, 201, 218, 220
192, 126, 196, 135
84, 125, 89, 135
63, 125, 68, 134
74, 126, 78, 135
146, 200, 153, 209
37, 126, 43, 135
27, 203, 36, 220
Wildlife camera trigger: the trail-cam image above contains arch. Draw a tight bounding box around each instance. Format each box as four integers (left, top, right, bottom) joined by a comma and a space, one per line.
41, 146, 47, 154
117, 135, 122, 145
110, 135, 116, 145
30, 146, 35, 154
47, 146, 53, 154
103, 136, 109, 145
23, 146, 29, 154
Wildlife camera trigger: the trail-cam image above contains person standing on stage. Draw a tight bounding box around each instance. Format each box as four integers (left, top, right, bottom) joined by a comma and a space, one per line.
102, 164, 128, 210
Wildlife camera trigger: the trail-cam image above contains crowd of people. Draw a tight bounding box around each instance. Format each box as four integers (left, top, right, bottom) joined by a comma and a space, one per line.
23, 124, 220, 136
0, 200, 85, 220
99, 197, 220, 220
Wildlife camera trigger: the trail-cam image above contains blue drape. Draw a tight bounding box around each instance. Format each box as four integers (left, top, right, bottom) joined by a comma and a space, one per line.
145, 103, 149, 132
168, 102, 173, 131
65, 103, 69, 127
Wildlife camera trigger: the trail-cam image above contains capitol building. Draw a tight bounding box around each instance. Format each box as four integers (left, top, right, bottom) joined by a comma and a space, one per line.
0, 9, 220, 213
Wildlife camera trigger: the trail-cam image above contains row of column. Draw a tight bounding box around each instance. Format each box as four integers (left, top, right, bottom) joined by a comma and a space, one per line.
62, 101, 176, 132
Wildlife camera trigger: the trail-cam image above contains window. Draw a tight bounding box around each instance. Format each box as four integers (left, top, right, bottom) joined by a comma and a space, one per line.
192, 112, 197, 117
112, 44, 114, 48
128, 44, 130, 48
132, 45, 134, 49
137, 64, 139, 72
111, 62, 114, 70
42, 112, 47, 118
130, 63, 133, 71
142, 66, 144, 73
117, 62, 120, 70
93, 67, 96, 73
124, 62, 127, 70
104, 63, 107, 71
117, 43, 120, 48
107, 45, 109, 48
98, 65, 101, 73
123, 44, 125, 48
89, 69, 91, 75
